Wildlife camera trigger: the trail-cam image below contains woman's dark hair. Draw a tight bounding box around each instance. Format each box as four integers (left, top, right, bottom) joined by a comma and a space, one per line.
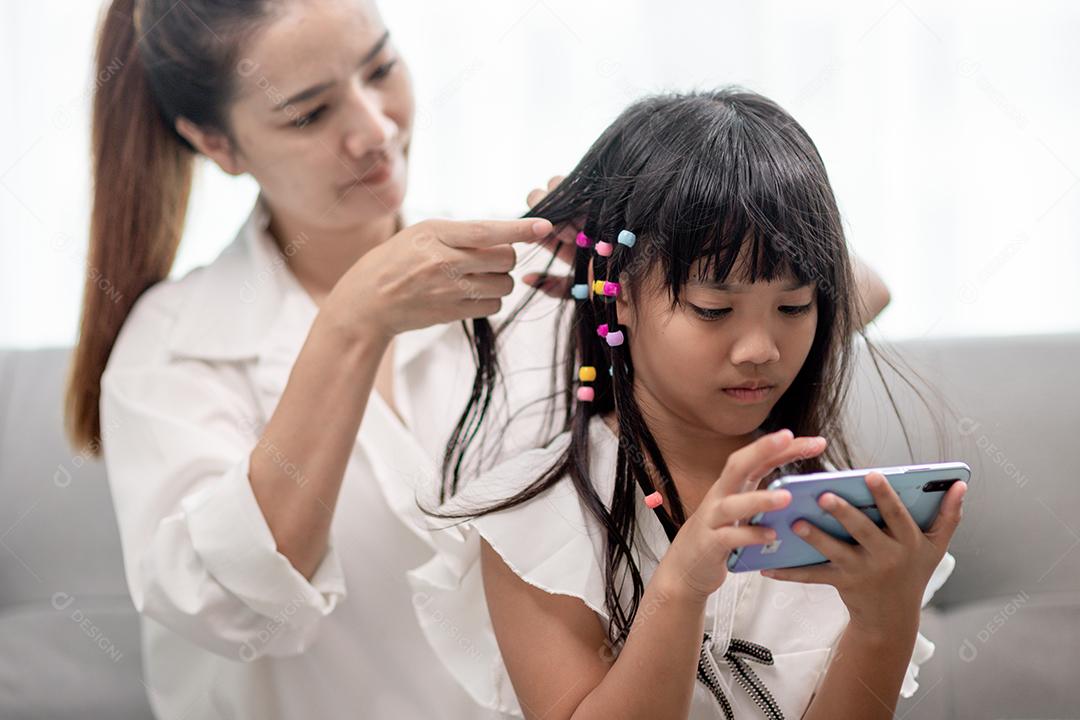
66, 0, 279, 451
438, 88, 927, 649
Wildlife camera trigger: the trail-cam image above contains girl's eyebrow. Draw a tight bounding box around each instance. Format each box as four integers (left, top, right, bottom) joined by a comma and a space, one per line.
704, 280, 813, 292
275, 30, 391, 110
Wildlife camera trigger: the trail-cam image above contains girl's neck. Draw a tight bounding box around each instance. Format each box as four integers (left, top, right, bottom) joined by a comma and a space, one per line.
265, 203, 398, 306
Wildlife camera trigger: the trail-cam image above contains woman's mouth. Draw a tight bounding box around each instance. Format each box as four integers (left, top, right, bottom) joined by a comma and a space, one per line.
721, 385, 775, 403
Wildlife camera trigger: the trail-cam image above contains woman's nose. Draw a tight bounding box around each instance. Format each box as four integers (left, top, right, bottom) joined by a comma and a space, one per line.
342, 81, 395, 158
730, 328, 781, 367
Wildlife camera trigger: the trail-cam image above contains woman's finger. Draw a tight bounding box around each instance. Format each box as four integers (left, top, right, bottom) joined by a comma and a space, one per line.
459, 245, 517, 274
461, 273, 515, 300
790, 518, 860, 567
925, 480, 967, 551
522, 272, 571, 299
815, 490, 893, 555
435, 218, 553, 250
864, 472, 921, 545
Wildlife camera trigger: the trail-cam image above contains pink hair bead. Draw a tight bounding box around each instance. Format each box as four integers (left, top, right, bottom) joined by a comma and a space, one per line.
595, 241, 613, 257
605, 330, 625, 347
644, 491, 663, 509
596, 323, 609, 338
575, 231, 592, 248
576, 386, 595, 402
602, 281, 620, 297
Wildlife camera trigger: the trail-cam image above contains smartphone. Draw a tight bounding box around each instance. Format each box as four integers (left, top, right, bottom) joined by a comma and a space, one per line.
727, 462, 971, 573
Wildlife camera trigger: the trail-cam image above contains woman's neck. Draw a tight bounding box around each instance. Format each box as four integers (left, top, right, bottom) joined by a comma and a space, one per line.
265, 204, 398, 306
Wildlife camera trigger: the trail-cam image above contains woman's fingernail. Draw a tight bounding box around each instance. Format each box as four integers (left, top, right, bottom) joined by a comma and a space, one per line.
532, 220, 552, 236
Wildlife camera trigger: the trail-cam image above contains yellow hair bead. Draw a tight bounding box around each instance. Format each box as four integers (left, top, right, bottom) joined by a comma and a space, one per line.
579, 366, 597, 382
592, 280, 606, 295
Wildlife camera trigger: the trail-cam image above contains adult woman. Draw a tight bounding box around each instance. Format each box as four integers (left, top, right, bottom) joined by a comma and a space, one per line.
66, 0, 890, 717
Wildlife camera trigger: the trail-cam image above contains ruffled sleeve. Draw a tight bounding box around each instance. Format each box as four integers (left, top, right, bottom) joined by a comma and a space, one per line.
901, 550, 956, 698
407, 430, 616, 716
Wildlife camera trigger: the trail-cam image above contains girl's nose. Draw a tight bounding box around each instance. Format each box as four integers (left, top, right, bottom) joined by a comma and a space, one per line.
342, 80, 395, 158
730, 328, 781, 367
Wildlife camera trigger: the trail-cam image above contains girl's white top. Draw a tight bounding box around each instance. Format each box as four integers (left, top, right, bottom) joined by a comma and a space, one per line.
100, 197, 563, 719
412, 415, 955, 719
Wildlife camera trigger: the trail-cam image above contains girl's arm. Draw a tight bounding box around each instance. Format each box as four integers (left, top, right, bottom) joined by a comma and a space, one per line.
801, 620, 919, 719
481, 539, 706, 720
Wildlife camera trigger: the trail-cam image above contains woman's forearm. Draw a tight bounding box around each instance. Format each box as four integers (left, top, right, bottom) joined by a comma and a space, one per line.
248, 310, 390, 578
572, 573, 707, 720
802, 620, 918, 720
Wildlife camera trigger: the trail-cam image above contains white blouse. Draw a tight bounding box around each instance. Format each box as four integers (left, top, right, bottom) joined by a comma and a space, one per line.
100, 199, 564, 720
411, 416, 955, 719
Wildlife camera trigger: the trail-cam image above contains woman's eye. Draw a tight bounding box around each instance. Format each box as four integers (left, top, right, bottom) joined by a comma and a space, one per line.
689, 304, 732, 321
369, 59, 398, 83
293, 106, 326, 129
779, 302, 814, 316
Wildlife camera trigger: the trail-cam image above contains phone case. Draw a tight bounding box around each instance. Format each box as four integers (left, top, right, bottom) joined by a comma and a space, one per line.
727, 462, 971, 573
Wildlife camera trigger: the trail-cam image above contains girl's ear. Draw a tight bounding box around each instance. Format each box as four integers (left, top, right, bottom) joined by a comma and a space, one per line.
614, 273, 635, 331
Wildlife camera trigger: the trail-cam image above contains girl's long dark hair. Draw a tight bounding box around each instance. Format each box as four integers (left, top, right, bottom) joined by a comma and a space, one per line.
440, 88, 925, 648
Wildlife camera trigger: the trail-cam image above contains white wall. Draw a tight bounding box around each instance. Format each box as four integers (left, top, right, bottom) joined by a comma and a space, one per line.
2, 0, 1077, 348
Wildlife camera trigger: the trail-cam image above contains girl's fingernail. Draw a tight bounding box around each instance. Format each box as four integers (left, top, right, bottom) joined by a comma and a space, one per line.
820, 493, 836, 509
773, 429, 794, 445
793, 522, 810, 537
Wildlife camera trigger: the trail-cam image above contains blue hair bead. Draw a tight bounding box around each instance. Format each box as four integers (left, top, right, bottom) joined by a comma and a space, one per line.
617, 229, 637, 248
570, 283, 589, 300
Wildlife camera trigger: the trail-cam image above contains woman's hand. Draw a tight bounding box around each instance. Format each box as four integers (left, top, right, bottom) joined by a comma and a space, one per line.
654, 430, 829, 602
522, 175, 580, 298
762, 472, 967, 639
324, 217, 553, 344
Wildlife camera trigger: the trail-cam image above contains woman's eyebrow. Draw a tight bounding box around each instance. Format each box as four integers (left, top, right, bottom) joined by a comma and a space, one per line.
276, 30, 391, 110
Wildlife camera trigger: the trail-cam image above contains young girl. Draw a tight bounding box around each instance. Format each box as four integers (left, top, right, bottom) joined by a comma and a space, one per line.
412, 89, 965, 719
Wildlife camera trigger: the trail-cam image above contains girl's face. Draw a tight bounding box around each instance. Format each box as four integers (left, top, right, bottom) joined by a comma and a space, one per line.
223, 0, 413, 229
617, 257, 819, 439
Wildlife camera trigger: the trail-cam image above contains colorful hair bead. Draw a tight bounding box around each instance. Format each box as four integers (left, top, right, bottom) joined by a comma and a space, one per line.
596, 323, 609, 338
570, 283, 589, 300
644, 491, 663, 509
617, 230, 637, 248
595, 241, 614, 257
602, 281, 620, 297
578, 366, 597, 382
575, 231, 592, 248
593, 280, 606, 296
576, 386, 595, 402
605, 330, 625, 347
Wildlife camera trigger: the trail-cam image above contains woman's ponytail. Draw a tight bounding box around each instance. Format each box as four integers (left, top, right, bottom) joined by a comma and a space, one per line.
66, 0, 273, 453
66, 0, 194, 453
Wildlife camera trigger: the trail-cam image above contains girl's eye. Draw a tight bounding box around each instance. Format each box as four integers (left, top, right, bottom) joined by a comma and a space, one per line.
689, 304, 732, 321
293, 106, 326, 129
369, 59, 398, 83
780, 302, 814, 316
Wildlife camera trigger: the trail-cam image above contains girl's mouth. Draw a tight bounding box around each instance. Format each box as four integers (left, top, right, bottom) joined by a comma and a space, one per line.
721, 385, 775, 403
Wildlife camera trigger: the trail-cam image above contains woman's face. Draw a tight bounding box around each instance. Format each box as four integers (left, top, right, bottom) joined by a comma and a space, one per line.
617, 257, 819, 439
224, 0, 413, 229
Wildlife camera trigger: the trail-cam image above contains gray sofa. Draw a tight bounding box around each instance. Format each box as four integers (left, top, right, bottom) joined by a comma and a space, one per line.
1, 336, 1077, 719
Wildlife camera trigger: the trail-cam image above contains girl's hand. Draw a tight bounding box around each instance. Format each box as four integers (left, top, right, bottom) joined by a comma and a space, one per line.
324, 217, 553, 344
654, 430, 829, 602
762, 472, 967, 639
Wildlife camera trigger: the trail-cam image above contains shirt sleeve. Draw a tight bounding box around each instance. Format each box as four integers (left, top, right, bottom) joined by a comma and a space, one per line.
100, 356, 346, 661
